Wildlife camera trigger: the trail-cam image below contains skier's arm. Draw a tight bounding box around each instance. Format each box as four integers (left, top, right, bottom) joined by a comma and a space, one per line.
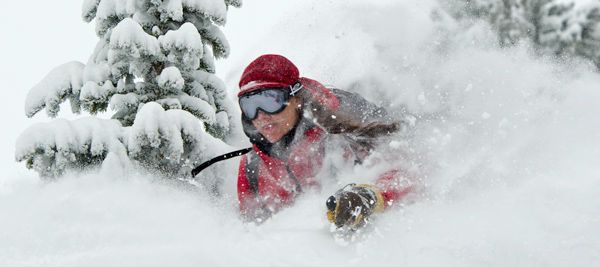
374, 169, 413, 208
325, 170, 413, 229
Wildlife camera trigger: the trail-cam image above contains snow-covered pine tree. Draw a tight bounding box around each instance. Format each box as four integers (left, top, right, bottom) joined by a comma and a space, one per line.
537, 0, 600, 66
444, 0, 600, 67
16, 0, 242, 179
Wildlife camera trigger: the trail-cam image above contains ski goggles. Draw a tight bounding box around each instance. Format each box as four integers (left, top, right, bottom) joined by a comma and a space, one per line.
239, 82, 303, 120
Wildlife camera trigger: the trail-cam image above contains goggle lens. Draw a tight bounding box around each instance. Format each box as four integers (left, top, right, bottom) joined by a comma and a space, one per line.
239, 89, 289, 120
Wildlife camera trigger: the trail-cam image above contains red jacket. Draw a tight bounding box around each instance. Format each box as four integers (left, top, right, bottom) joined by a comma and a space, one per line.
237, 78, 412, 221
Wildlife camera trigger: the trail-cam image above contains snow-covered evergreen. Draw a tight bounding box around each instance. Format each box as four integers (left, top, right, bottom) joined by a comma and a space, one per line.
18, 0, 241, 178
445, 0, 600, 67
16, 117, 127, 178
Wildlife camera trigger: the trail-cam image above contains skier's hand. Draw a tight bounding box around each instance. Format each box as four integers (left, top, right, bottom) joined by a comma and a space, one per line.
326, 184, 384, 230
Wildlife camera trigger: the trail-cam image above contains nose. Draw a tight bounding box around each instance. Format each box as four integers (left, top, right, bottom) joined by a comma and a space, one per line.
254, 110, 270, 121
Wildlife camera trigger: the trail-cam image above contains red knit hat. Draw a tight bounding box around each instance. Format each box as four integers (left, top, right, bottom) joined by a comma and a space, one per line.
238, 54, 299, 96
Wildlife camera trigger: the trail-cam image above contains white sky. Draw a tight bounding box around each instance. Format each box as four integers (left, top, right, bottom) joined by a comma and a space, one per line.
0, 0, 96, 177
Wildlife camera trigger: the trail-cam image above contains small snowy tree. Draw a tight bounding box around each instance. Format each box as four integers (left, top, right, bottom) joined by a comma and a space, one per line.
445, 0, 600, 67
537, 0, 600, 65
17, 0, 242, 179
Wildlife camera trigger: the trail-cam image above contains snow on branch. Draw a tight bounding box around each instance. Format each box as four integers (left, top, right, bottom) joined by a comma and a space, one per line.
158, 0, 185, 22
225, 0, 242, 8
199, 24, 230, 58
109, 18, 161, 58
109, 92, 141, 112
159, 22, 204, 71
82, 62, 111, 83
15, 117, 126, 178
157, 66, 185, 94
452, 0, 600, 67
182, 0, 228, 26
82, 0, 101, 22
539, 1, 600, 53
127, 102, 228, 176
25, 62, 85, 118
94, 0, 137, 35
108, 18, 163, 78
96, 0, 136, 20
177, 94, 217, 124
80, 81, 115, 114
191, 69, 226, 94
199, 44, 216, 73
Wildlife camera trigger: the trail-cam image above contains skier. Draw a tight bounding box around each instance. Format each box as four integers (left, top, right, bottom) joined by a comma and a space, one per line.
236, 54, 413, 229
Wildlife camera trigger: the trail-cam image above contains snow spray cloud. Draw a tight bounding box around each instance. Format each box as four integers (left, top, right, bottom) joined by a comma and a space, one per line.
243, 0, 600, 197
224, 0, 600, 265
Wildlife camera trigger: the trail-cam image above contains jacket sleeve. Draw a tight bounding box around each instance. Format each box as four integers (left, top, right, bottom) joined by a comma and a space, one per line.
237, 154, 253, 213
299, 77, 413, 208
374, 169, 414, 209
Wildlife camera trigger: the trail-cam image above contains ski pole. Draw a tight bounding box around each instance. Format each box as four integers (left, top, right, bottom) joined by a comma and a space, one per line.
191, 147, 252, 177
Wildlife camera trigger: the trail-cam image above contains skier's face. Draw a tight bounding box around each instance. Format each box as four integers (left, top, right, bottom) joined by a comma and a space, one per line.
251, 96, 300, 143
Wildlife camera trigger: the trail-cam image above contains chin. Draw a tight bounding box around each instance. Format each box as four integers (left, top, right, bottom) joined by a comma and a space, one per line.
264, 133, 285, 143
265, 136, 281, 143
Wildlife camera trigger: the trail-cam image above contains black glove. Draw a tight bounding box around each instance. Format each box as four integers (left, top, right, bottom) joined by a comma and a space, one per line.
326, 183, 384, 230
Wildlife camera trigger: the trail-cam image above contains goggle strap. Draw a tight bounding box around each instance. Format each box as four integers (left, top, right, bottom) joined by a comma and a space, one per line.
289, 82, 303, 96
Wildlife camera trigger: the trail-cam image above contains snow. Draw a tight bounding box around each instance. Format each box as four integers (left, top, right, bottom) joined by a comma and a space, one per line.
158, 22, 204, 70
95, 0, 136, 21
192, 69, 226, 94
182, 0, 228, 25
14, 117, 126, 177
82, 62, 110, 83
109, 92, 140, 111
215, 110, 230, 130
24, 61, 85, 118
108, 18, 161, 58
81, 0, 101, 22
80, 81, 111, 108
177, 94, 217, 124
3, 0, 600, 266
159, 23, 204, 53
225, 0, 242, 8
200, 44, 217, 72
127, 102, 226, 167
200, 24, 230, 58
157, 66, 185, 93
